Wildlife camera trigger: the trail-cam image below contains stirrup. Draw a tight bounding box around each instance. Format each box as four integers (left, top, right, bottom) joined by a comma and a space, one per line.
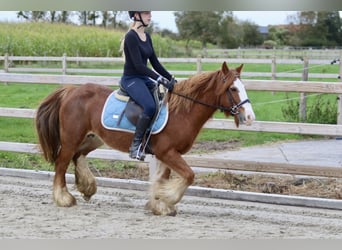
129, 144, 146, 161
135, 150, 146, 161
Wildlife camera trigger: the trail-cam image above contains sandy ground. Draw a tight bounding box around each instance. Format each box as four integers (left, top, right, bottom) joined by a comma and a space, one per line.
2, 175, 342, 239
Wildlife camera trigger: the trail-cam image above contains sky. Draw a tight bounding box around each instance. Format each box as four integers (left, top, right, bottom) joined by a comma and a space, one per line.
1, 11, 341, 33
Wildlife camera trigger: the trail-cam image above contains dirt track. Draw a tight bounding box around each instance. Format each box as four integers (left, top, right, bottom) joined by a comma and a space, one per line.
2, 175, 342, 239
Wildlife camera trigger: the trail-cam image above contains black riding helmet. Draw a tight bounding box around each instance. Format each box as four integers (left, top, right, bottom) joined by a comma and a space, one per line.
128, 11, 150, 28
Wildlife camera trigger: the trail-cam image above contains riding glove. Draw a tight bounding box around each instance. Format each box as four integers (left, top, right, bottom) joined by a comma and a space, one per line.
157, 76, 175, 92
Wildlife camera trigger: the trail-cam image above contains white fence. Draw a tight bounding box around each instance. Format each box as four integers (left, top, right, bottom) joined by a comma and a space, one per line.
202, 48, 342, 60
0, 54, 341, 80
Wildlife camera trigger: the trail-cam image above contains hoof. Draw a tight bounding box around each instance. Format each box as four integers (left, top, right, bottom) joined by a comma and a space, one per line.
81, 193, 92, 201
53, 186, 77, 207
54, 195, 77, 207
145, 200, 177, 216
167, 210, 177, 217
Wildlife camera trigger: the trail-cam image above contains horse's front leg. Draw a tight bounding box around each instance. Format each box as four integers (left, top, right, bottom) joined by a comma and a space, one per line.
146, 151, 194, 216
72, 133, 103, 201
74, 154, 97, 201
145, 159, 176, 215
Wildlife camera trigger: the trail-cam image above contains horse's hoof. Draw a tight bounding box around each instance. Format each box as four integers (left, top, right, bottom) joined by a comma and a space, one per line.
53, 187, 77, 207
55, 196, 77, 207
145, 198, 178, 216
167, 210, 177, 216
82, 193, 92, 201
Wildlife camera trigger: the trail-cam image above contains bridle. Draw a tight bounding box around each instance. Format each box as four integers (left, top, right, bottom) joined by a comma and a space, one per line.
170, 75, 250, 116
226, 90, 251, 115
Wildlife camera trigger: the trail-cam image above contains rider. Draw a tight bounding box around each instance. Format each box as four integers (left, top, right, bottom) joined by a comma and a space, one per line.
120, 11, 175, 160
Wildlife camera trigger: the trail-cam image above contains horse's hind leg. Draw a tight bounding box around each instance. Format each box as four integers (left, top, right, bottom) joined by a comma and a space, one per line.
53, 148, 77, 207
73, 133, 103, 201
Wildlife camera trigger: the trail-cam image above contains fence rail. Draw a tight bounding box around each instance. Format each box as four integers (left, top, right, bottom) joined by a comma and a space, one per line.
202, 48, 342, 60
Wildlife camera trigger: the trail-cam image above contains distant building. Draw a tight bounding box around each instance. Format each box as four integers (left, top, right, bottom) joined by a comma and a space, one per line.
258, 26, 269, 39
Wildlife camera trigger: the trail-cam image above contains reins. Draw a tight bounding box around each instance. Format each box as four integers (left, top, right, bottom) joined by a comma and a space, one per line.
170, 90, 250, 115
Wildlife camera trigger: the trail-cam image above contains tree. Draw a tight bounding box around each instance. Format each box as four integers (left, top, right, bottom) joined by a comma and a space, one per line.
241, 21, 263, 46
77, 11, 98, 25
267, 26, 291, 46
58, 11, 71, 23
101, 11, 111, 28
109, 11, 123, 29
316, 11, 342, 46
175, 11, 225, 48
17, 11, 47, 21
88, 11, 100, 26
285, 11, 342, 47
47, 11, 71, 23
217, 14, 242, 48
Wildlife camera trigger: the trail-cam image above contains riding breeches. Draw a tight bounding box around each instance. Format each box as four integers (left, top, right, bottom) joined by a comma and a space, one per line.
120, 75, 157, 118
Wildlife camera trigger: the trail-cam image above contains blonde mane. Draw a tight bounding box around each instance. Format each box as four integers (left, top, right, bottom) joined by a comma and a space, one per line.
168, 69, 237, 113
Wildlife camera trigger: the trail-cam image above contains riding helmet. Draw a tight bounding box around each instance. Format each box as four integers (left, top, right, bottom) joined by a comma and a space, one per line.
128, 11, 144, 19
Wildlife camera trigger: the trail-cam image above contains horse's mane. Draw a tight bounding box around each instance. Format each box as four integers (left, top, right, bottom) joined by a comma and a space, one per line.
168, 69, 238, 113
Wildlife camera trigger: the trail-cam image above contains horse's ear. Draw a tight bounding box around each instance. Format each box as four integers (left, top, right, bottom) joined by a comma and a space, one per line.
236, 64, 244, 73
222, 61, 229, 74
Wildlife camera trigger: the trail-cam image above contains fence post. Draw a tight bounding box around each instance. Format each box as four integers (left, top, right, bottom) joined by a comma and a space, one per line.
237, 47, 241, 58
62, 53, 67, 75
148, 156, 157, 180
271, 55, 276, 95
271, 55, 276, 80
299, 57, 309, 122
3, 53, 9, 85
196, 55, 202, 74
337, 51, 342, 124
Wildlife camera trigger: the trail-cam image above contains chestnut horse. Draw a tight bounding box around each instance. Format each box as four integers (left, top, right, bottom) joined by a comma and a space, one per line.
35, 62, 255, 216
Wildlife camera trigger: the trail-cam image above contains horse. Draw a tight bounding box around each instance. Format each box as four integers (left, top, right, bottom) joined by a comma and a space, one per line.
35, 61, 255, 216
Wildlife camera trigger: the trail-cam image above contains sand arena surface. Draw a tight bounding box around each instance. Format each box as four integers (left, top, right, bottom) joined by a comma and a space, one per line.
2, 175, 342, 239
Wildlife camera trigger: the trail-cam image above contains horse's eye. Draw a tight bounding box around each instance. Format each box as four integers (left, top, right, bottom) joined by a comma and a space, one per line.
230, 86, 238, 92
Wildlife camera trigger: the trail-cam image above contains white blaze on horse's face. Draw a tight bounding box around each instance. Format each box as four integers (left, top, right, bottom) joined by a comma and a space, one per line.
233, 78, 255, 125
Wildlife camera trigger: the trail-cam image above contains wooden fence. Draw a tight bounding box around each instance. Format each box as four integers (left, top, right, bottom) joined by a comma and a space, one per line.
1, 61, 342, 178
0, 54, 341, 80
202, 48, 342, 60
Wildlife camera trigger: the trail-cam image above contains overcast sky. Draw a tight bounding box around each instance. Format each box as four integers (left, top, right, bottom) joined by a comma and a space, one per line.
1, 11, 341, 33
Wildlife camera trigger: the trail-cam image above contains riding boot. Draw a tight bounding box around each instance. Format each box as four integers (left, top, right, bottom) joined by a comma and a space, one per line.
129, 113, 152, 161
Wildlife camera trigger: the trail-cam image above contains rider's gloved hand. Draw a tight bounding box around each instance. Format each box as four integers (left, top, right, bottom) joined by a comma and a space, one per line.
157, 76, 175, 92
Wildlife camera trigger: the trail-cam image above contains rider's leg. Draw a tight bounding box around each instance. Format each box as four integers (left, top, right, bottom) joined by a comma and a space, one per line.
129, 113, 152, 159
120, 76, 156, 160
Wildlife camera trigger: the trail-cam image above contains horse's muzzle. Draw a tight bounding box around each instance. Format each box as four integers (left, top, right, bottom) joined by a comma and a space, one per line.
238, 109, 255, 126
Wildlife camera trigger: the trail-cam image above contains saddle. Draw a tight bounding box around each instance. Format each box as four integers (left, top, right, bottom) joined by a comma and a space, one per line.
101, 83, 168, 158
116, 84, 165, 127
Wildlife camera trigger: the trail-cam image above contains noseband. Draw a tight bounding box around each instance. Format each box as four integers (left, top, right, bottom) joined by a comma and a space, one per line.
225, 89, 250, 115
170, 76, 250, 116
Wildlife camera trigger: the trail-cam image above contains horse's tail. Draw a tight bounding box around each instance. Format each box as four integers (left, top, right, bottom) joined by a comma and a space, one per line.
35, 87, 72, 164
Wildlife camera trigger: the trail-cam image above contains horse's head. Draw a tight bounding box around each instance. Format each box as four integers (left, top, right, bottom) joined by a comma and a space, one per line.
217, 62, 255, 127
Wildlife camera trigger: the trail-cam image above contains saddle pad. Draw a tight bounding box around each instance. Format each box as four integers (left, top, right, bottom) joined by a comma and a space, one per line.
101, 90, 168, 134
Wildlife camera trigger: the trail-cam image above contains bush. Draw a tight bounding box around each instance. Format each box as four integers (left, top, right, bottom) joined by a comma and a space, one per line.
282, 94, 337, 124
263, 40, 277, 49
